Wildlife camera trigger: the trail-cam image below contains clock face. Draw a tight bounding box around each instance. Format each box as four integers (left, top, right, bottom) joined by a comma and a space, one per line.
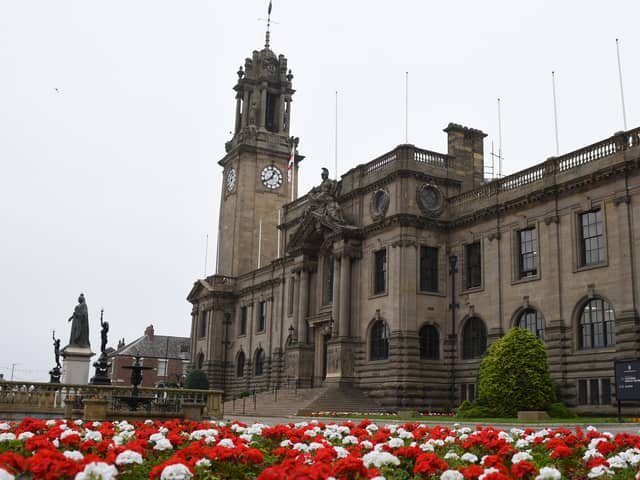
226, 168, 236, 192
260, 165, 283, 190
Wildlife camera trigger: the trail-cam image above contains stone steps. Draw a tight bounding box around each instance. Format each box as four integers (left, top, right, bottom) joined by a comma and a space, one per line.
223, 384, 385, 417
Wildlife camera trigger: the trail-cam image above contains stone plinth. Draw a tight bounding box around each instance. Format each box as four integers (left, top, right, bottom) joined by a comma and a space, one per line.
325, 338, 358, 387
83, 399, 109, 421
61, 346, 95, 385
182, 402, 205, 421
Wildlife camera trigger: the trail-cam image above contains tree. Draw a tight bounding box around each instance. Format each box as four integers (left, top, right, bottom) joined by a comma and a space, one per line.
477, 327, 555, 416
185, 369, 209, 390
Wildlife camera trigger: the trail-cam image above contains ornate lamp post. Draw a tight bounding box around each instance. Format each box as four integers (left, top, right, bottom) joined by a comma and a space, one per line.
449, 255, 459, 411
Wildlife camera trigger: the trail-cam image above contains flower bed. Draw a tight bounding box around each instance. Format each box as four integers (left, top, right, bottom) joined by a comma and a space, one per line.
1, 418, 640, 479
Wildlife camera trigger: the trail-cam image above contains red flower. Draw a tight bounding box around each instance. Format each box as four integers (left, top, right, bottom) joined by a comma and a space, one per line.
460, 464, 484, 479
550, 445, 573, 459
413, 452, 448, 475
334, 454, 368, 480
511, 461, 538, 479
596, 440, 616, 456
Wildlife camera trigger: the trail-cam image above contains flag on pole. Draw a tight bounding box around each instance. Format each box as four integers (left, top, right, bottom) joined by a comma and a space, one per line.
268, 1, 272, 15
287, 143, 295, 182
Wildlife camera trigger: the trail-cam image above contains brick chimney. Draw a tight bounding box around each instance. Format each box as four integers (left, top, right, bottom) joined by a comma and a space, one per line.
144, 324, 155, 341
444, 123, 487, 191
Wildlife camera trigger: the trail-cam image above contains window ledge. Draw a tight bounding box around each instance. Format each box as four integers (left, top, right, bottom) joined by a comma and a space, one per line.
512, 274, 540, 285
573, 346, 617, 355
575, 261, 608, 273
462, 286, 484, 294
255, 330, 266, 335
417, 290, 445, 297
369, 291, 388, 300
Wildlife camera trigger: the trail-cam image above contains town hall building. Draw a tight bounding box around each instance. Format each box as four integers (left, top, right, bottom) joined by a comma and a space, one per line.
187, 27, 640, 413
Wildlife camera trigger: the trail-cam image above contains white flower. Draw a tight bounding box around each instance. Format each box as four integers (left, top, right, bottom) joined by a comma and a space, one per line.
386, 437, 404, 449
160, 463, 193, 480
535, 466, 562, 480
441, 471, 464, 480
153, 438, 173, 451
0, 433, 16, 442
159, 427, 169, 434
370, 477, 386, 480
74, 419, 84, 426
461, 452, 478, 463
115, 450, 143, 465
280, 439, 292, 448
419, 442, 435, 452
64, 450, 84, 461
479, 468, 500, 480
0, 467, 15, 480
217, 438, 235, 448
239, 433, 253, 442
17, 432, 34, 440
308, 442, 324, 451
334, 446, 349, 458
293, 442, 310, 452
46, 420, 56, 427
511, 451, 533, 464
84, 430, 103, 442
444, 451, 460, 460
620, 448, 640, 466
342, 435, 358, 445
60, 429, 80, 440
515, 439, 530, 449
587, 465, 614, 478
606, 455, 627, 469
149, 432, 166, 443
190, 429, 218, 440
74, 462, 118, 480
360, 440, 373, 450
362, 451, 400, 468
397, 428, 414, 439
144, 419, 154, 425
195, 458, 211, 468
53, 438, 60, 448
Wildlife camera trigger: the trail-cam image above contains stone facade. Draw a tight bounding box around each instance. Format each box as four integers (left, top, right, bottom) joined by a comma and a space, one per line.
188, 37, 640, 414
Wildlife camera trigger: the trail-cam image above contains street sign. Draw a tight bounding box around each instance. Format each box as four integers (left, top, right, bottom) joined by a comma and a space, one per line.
615, 359, 640, 402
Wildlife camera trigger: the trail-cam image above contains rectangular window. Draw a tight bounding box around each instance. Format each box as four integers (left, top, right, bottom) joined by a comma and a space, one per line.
460, 384, 467, 402
157, 359, 167, 378
580, 209, 604, 266
287, 278, 295, 315
374, 249, 387, 294
257, 301, 266, 332
578, 379, 588, 405
468, 383, 476, 402
465, 242, 482, 289
601, 378, 611, 405
589, 378, 600, 405
198, 311, 207, 338
419, 246, 439, 292
325, 255, 334, 304
518, 227, 538, 277
239, 306, 247, 336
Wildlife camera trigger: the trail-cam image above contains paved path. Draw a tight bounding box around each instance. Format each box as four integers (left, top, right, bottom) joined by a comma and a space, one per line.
221, 414, 640, 435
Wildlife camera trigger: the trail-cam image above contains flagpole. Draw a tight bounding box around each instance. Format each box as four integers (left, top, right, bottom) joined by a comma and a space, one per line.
203, 233, 209, 277
552, 71, 560, 156
405, 72, 409, 144
335, 90, 338, 177
497, 97, 503, 177
616, 38, 628, 131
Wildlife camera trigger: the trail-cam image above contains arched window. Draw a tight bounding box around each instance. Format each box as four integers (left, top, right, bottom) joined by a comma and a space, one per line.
419, 325, 439, 360
196, 352, 204, 370
579, 298, 615, 349
254, 348, 265, 376
462, 317, 487, 359
236, 351, 245, 378
370, 320, 390, 361
517, 309, 545, 339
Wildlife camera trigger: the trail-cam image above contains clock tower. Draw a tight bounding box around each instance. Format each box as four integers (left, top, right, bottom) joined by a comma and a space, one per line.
216, 29, 298, 277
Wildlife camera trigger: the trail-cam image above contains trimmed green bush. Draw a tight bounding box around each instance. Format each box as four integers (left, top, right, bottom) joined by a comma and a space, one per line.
185, 369, 210, 390
477, 327, 556, 417
547, 402, 578, 419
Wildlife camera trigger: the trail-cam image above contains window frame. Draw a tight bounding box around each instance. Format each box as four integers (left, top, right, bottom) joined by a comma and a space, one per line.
239, 306, 247, 336
236, 351, 245, 378
461, 317, 487, 360
369, 320, 390, 361
579, 208, 605, 267
578, 298, 615, 350
198, 310, 207, 338
418, 324, 440, 360
419, 245, 439, 293
517, 227, 538, 279
464, 241, 482, 290
517, 308, 545, 340
257, 301, 266, 333
372, 248, 388, 296
254, 348, 265, 376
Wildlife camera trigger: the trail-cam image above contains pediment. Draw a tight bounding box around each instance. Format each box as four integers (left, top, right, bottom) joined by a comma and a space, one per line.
186, 279, 213, 303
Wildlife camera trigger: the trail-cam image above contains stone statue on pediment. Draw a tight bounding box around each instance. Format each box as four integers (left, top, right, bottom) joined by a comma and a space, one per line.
306, 168, 352, 230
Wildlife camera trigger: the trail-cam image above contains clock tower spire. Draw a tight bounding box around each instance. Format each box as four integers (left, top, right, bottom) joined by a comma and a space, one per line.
217, 23, 299, 277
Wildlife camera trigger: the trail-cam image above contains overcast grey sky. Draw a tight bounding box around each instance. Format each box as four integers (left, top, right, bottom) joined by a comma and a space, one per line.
1, 1, 637, 381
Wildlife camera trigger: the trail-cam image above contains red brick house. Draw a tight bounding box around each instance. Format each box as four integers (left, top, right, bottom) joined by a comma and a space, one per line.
109, 325, 190, 387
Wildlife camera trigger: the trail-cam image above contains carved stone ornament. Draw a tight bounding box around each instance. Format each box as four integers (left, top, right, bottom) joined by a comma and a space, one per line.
417, 184, 444, 217
370, 189, 390, 221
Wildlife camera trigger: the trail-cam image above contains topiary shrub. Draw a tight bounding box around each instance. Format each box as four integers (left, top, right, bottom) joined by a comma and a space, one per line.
477, 327, 555, 417
185, 369, 209, 390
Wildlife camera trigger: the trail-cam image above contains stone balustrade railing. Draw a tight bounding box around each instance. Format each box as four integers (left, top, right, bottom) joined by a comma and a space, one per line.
451, 127, 640, 208
0, 380, 223, 419
364, 145, 452, 176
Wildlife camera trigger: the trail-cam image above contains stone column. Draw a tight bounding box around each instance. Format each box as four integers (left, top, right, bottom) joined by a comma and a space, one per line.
339, 255, 351, 337
298, 268, 309, 344
259, 83, 267, 129
283, 98, 291, 134
242, 90, 250, 127
331, 257, 341, 335
293, 270, 301, 341
234, 94, 242, 133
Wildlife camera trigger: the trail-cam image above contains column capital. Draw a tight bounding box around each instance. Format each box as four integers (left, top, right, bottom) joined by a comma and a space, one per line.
333, 239, 362, 259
